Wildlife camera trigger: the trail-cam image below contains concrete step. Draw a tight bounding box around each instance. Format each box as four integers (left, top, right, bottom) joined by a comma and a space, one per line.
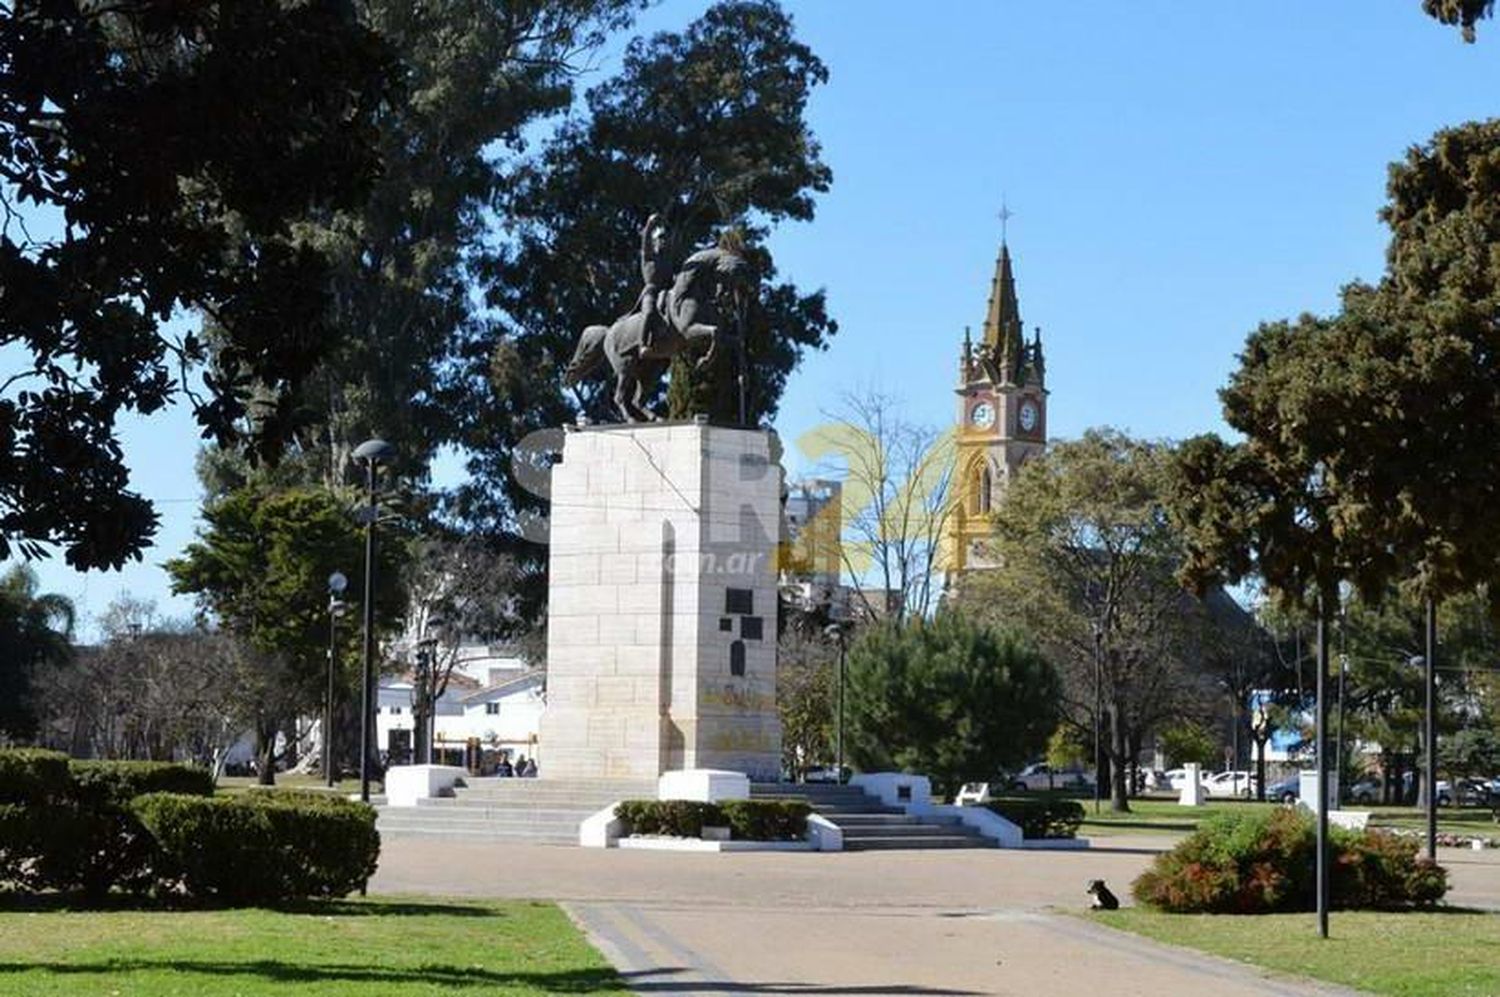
838, 822, 970, 838
411, 802, 602, 820
843, 834, 993, 851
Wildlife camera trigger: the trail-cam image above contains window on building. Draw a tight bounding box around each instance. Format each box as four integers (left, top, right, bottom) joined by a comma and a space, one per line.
485, 702, 500, 715
730, 640, 746, 677
978, 465, 993, 513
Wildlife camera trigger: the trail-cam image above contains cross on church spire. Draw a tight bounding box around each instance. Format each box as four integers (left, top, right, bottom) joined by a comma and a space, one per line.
997, 197, 1014, 244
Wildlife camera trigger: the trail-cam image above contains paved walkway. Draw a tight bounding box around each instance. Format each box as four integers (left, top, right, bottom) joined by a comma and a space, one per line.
371, 834, 1500, 997
372, 833, 1500, 995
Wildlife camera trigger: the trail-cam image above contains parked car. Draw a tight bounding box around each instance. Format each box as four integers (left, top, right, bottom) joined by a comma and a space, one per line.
1267, 774, 1301, 804
1348, 777, 1382, 804
1161, 768, 1191, 791
1203, 770, 1258, 797
1007, 762, 1093, 791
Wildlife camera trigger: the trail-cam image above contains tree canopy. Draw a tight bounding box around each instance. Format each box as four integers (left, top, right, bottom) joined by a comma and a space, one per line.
844, 614, 1060, 798
963, 429, 1204, 810
0, 565, 73, 741
0, 1, 393, 569
165, 485, 407, 780
448, 0, 836, 571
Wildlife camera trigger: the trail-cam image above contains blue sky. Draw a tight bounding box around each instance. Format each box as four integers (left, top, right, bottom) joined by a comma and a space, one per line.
19, 1, 1500, 635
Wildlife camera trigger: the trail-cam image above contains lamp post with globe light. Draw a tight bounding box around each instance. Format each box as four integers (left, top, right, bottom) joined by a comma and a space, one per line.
354, 438, 397, 804
325, 571, 348, 788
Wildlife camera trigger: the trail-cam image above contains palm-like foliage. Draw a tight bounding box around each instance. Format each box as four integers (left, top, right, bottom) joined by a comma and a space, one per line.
0, 565, 75, 741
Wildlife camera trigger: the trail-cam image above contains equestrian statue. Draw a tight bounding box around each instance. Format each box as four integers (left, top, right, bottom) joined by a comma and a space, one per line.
564, 213, 753, 423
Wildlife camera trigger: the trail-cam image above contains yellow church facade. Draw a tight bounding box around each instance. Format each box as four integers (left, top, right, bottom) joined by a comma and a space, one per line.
941, 239, 1048, 573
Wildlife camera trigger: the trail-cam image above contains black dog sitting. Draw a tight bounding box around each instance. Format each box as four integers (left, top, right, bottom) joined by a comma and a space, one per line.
1086, 879, 1120, 910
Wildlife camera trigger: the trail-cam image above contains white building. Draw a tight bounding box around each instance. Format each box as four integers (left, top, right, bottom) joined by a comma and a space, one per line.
375, 655, 545, 772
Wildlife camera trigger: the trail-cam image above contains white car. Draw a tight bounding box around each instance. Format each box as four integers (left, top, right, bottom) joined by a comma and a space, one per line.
1161, 768, 1194, 791
1007, 762, 1092, 791
1203, 771, 1258, 797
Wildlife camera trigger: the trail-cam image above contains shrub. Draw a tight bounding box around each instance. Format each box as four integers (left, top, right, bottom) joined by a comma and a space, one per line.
0, 755, 215, 898
1132, 807, 1448, 913
616, 799, 811, 840
983, 798, 1084, 839
615, 799, 721, 838
720, 800, 810, 841
0, 749, 70, 804
50, 761, 215, 898
132, 791, 379, 905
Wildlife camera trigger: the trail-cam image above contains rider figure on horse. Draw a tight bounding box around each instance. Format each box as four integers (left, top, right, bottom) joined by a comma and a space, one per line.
638, 212, 673, 352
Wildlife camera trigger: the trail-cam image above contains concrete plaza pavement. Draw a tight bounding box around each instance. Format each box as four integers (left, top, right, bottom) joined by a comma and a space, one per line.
370, 831, 1500, 996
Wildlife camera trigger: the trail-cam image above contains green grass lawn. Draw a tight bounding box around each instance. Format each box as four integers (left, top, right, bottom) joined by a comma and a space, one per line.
214, 774, 361, 796
1071, 795, 1498, 840
0, 896, 625, 996
1091, 907, 1500, 997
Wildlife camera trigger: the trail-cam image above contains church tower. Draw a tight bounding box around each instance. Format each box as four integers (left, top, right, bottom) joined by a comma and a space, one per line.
947, 239, 1048, 572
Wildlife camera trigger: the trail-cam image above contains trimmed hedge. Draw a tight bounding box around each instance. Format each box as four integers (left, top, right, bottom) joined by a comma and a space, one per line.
55, 761, 217, 898
720, 800, 810, 841
0, 749, 71, 804
1132, 807, 1448, 913
615, 799, 810, 841
983, 798, 1084, 839
132, 791, 380, 904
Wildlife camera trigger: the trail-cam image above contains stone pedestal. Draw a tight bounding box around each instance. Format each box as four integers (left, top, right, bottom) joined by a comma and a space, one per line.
539, 422, 782, 781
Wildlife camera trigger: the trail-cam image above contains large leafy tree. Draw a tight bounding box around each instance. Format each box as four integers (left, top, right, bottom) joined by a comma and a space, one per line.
166, 487, 407, 782
0, 565, 74, 742
448, 0, 836, 597
844, 614, 1059, 798
0, 1, 392, 569
198, 0, 638, 496
963, 429, 1202, 811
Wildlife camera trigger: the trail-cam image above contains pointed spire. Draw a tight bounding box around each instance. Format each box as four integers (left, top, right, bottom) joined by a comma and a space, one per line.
1030, 325, 1046, 384
981, 242, 1025, 385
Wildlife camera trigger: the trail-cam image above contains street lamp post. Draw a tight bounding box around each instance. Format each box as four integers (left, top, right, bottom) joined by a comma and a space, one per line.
824, 621, 850, 784
1423, 596, 1438, 863
1315, 597, 1331, 939
354, 437, 397, 805
1093, 625, 1103, 815
325, 572, 348, 788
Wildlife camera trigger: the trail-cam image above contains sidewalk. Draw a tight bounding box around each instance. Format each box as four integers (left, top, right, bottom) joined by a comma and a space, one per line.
371, 833, 1441, 996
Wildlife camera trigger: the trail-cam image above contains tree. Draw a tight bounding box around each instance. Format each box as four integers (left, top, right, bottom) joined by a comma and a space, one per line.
400, 534, 524, 764
1440, 728, 1500, 783
447, 0, 836, 614
38, 604, 248, 772
166, 486, 406, 783
0, 1, 392, 569
1158, 722, 1217, 769
799, 391, 955, 625
963, 429, 1200, 811
1423, 0, 1494, 41
843, 615, 1060, 799
0, 565, 74, 742
776, 621, 837, 782
197, 0, 638, 497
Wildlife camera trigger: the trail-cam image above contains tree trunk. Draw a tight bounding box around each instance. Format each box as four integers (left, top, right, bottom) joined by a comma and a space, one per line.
254, 721, 277, 786
1108, 700, 1130, 812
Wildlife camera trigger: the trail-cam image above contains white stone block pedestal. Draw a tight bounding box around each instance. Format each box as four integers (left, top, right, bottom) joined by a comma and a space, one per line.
539, 421, 782, 781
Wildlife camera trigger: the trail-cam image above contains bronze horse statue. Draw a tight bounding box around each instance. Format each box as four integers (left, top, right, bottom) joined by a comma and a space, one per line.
564, 245, 751, 423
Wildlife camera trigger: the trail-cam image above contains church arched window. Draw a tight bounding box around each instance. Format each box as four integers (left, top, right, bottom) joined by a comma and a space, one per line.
979, 465, 993, 513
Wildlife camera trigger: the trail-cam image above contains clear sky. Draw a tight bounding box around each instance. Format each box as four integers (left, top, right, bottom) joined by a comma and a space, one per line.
18, 1, 1500, 636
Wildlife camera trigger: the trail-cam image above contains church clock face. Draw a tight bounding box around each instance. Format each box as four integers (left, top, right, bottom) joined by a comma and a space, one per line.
1018, 399, 1039, 433
970, 401, 996, 429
